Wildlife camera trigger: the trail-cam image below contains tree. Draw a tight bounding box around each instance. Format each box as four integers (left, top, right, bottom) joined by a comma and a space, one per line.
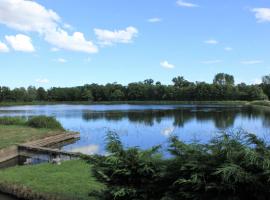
144, 79, 154, 85
213, 73, 235, 86
36, 87, 47, 101
81, 88, 93, 101
110, 89, 125, 101
27, 86, 37, 101
262, 74, 270, 85
172, 76, 190, 88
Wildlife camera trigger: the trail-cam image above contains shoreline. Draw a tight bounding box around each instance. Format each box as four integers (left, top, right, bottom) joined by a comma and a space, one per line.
0, 100, 251, 107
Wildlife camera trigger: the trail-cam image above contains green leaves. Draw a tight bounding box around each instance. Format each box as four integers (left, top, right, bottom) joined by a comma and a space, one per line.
90, 131, 270, 200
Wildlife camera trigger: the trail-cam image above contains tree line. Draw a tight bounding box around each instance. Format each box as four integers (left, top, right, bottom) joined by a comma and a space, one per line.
1, 73, 270, 102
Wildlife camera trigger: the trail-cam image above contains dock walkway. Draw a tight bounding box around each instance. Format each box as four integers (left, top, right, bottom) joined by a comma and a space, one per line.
0, 133, 80, 163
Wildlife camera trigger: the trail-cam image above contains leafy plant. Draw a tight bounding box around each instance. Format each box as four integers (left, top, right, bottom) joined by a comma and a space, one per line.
89, 131, 270, 200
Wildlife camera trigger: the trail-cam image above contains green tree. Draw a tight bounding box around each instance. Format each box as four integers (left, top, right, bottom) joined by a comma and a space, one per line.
213, 73, 235, 86
110, 89, 125, 101
36, 87, 47, 101
172, 76, 190, 88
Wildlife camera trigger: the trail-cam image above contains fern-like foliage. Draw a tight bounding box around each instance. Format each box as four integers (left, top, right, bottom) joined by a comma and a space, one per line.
88, 131, 270, 200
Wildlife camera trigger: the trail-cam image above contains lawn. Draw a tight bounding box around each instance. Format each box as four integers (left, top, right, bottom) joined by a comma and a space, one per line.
0, 125, 65, 149
0, 160, 105, 200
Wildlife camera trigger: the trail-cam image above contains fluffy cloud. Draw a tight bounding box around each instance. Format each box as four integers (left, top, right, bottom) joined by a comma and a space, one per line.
176, 0, 198, 8
251, 8, 270, 23
201, 60, 222, 64
36, 78, 49, 84
148, 18, 162, 23
5, 34, 35, 52
0, 0, 98, 53
0, 41, 9, 52
240, 60, 263, 65
94, 26, 138, 46
45, 29, 98, 53
160, 60, 175, 69
204, 39, 219, 45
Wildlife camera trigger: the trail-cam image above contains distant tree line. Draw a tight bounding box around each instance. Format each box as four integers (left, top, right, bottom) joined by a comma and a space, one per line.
1, 73, 269, 102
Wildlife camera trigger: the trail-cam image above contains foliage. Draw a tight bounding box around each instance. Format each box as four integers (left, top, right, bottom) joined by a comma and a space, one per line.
27, 116, 64, 130
89, 131, 270, 200
213, 73, 235, 86
89, 131, 165, 200
0, 73, 269, 102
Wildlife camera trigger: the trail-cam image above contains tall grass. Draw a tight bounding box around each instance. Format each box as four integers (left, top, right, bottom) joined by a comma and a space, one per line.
0, 117, 27, 125
27, 116, 64, 130
0, 116, 64, 130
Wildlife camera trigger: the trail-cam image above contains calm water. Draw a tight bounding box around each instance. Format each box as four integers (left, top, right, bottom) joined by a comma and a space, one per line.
0, 104, 270, 155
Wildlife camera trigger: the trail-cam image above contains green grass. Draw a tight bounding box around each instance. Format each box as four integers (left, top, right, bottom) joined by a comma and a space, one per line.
0, 160, 105, 200
0, 117, 27, 126
0, 125, 66, 149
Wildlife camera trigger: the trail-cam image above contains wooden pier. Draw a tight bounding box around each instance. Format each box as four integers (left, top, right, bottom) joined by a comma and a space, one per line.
0, 133, 80, 163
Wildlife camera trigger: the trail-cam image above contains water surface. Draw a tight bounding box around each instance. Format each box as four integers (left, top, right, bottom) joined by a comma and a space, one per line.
0, 104, 270, 155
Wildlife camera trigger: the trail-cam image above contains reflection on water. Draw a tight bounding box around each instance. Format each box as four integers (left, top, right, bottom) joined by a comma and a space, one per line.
0, 104, 270, 155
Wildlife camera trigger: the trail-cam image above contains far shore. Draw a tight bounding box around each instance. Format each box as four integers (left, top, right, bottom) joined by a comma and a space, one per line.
0, 100, 253, 107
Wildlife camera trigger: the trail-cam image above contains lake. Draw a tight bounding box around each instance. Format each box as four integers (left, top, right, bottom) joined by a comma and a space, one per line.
0, 104, 270, 155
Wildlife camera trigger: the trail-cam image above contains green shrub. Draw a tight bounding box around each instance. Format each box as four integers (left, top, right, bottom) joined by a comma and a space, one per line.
90, 131, 270, 200
27, 116, 63, 130
0, 117, 27, 125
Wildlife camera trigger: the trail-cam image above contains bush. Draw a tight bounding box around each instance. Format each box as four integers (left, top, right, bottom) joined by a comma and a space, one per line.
0, 117, 27, 125
89, 131, 270, 200
27, 116, 63, 130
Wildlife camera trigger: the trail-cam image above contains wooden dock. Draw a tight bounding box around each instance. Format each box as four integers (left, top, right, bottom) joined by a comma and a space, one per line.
23, 133, 80, 147
0, 133, 80, 163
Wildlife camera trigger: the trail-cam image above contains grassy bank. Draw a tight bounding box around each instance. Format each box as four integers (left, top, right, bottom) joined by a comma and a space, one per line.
0, 116, 65, 149
0, 160, 105, 200
0, 100, 250, 106
0, 125, 66, 149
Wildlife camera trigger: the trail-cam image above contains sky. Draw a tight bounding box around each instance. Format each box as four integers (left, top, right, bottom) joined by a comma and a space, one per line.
0, 0, 269, 88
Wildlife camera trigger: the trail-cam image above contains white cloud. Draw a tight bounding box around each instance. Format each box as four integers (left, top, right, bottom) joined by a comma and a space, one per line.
204, 39, 219, 45
160, 60, 175, 69
251, 8, 270, 23
224, 47, 233, 51
176, 0, 198, 8
148, 18, 162, 23
94, 26, 138, 46
36, 78, 49, 84
5, 34, 35, 52
45, 30, 98, 53
240, 60, 263, 65
0, 41, 9, 52
56, 58, 67, 63
201, 60, 222, 64
0, 0, 98, 53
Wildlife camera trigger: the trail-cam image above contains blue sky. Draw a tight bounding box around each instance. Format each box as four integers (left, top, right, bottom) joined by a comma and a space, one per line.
0, 0, 269, 88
